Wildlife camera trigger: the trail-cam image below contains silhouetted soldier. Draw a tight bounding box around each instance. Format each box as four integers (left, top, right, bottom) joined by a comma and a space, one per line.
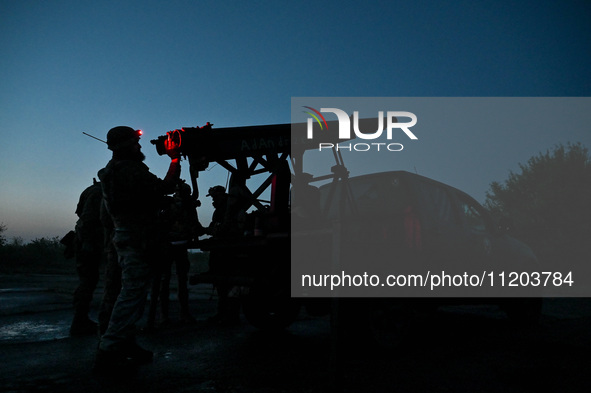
94, 126, 181, 372
70, 179, 104, 336
225, 173, 251, 236
291, 172, 321, 222
147, 180, 203, 329
205, 185, 228, 237
96, 199, 121, 336
205, 185, 241, 325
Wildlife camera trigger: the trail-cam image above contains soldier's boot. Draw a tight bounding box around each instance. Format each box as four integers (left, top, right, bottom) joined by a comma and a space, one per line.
121, 340, 153, 364
70, 312, 98, 336
94, 348, 134, 374
179, 305, 196, 324
94, 340, 153, 373
224, 298, 241, 326
145, 295, 158, 331
178, 291, 195, 324
210, 291, 228, 323
209, 296, 240, 326
97, 308, 113, 337
160, 295, 171, 326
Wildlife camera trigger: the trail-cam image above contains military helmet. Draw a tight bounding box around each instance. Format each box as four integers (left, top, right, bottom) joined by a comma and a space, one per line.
206, 185, 226, 197
106, 126, 142, 151
176, 180, 192, 196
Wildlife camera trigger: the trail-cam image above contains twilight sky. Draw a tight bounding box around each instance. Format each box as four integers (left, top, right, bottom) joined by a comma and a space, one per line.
0, 0, 590, 242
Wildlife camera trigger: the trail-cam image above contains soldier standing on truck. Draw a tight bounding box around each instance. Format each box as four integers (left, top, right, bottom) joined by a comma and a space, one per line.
70, 179, 104, 336
94, 126, 181, 372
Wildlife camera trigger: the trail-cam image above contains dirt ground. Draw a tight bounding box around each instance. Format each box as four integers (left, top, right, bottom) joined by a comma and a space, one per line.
0, 274, 590, 393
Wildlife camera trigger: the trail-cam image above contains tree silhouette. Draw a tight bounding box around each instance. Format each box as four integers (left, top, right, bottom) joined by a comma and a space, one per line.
0, 223, 6, 247
485, 143, 591, 267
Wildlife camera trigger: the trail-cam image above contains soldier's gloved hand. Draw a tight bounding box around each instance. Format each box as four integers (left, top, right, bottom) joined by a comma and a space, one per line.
164, 131, 181, 159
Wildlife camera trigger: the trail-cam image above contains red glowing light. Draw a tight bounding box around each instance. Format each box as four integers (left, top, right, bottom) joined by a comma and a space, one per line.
137, 129, 143, 136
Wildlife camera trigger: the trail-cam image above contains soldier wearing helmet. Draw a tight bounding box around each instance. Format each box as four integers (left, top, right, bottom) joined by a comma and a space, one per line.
106, 126, 143, 151
94, 125, 181, 372
207, 185, 226, 197
146, 180, 204, 329
204, 185, 241, 325
69, 179, 104, 336
204, 185, 227, 237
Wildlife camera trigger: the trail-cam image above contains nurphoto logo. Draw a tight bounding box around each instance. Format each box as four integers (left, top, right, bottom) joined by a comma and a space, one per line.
303, 106, 418, 152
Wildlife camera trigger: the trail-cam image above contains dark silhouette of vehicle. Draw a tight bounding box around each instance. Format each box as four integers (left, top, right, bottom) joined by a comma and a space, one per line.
152, 121, 540, 333
313, 171, 541, 319
319, 170, 539, 277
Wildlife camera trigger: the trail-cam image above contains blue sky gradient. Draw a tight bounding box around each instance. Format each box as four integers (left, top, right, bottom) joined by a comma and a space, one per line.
1, 0, 590, 241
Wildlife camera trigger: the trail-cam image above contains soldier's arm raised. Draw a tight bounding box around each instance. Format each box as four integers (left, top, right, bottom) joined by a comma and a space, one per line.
162, 134, 182, 192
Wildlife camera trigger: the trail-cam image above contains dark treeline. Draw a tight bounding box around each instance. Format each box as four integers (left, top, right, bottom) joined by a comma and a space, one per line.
0, 231, 69, 274
485, 142, 591, 268
0, 225, 208, 275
